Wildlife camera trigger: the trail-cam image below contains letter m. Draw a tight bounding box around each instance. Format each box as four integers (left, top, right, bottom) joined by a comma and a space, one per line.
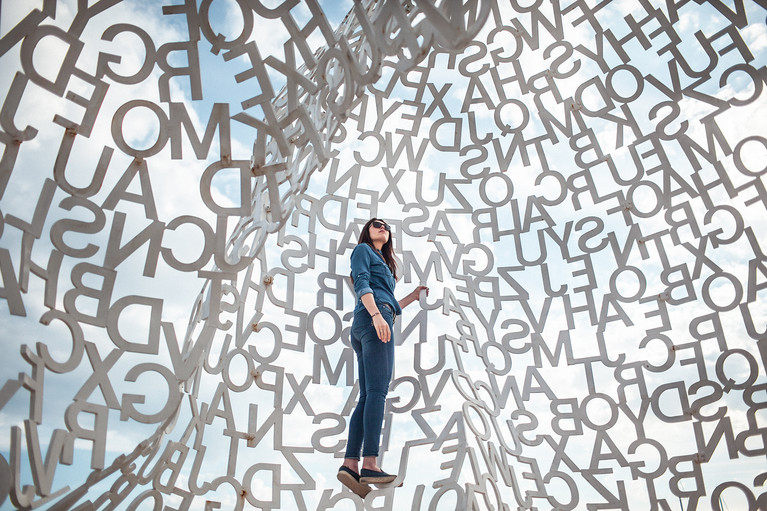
169, 102, 231, 160
313, 345, 354, 385
530, 330, 573, 367
677, 119, 732, 171
401, 250, 443, 283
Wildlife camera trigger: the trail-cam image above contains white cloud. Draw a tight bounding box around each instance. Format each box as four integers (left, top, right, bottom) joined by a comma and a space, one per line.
742, 22, 767, 53
2, 1, 767, 509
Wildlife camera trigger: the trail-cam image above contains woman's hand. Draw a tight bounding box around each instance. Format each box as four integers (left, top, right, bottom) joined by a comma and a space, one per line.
399, 285, 429, 309
372, 313, 391, 343
411, 286, 429, 301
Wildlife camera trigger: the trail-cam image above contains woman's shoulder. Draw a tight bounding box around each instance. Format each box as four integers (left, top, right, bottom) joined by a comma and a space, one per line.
352, 243, 374, 256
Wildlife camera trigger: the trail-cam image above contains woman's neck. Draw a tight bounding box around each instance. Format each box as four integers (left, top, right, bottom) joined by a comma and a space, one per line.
372, 241, 384, 251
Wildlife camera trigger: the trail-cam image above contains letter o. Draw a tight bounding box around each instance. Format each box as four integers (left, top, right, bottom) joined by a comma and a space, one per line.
307, 307, 342, 345
580, 393, 619, 430
606, 64, 644, 103
223, 348, 255, 392
702, 272, 743, 312
733, 136, 767, 177
609, 265, 647, 302
711, 481, 757, 511
626, 180, 663, 217
112, 100, 169, 158
462, 402, 491, 440
479, 172, 514, 206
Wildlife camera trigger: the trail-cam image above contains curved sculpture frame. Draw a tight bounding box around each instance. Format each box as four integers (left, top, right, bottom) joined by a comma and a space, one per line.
0, 1, 766, 509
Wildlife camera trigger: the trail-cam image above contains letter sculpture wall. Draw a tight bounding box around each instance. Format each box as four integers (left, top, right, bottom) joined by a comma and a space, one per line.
0, 0, 765, 509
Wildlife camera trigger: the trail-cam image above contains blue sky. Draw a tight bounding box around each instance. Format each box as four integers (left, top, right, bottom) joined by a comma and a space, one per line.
1, 1, 767, 510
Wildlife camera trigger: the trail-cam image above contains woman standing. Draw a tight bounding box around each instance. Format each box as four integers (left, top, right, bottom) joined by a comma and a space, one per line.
337, 218, 428, 497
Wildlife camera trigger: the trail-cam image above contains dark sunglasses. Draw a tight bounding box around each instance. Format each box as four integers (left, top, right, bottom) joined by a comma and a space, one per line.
371, 220, 390, 232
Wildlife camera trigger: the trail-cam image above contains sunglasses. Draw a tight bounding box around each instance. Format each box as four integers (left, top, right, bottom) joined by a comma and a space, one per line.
371, 220, 391, 232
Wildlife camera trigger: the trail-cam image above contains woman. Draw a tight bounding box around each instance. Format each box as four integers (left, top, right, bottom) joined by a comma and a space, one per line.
337, 218, 428, 497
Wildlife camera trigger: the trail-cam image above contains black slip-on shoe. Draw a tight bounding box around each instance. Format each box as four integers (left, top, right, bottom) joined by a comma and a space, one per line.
359, 468, 397, 485
337, 466, 371, 498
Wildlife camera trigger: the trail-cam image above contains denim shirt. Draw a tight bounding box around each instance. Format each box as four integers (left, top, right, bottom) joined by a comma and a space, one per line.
350, 243, 402, 316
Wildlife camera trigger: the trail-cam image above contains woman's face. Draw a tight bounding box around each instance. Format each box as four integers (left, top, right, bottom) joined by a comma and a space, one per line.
368, 220, 390, 245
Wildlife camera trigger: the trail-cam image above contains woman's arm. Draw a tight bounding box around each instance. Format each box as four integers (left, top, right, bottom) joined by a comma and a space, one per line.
399, 286, 429, 309
360, 292, 391, 343
350, 245, 373, 300
351, 245, 392, 342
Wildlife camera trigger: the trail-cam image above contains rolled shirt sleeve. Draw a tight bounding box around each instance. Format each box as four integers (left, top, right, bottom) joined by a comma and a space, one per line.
350, 243, 401, 315
350, 244, 374, 300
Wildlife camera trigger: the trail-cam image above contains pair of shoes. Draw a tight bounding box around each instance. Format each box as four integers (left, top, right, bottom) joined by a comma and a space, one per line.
359, 468, 397, 485
337, 466, 371, 498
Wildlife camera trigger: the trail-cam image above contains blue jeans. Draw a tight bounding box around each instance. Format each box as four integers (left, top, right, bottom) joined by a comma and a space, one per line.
345, 303, 395, 459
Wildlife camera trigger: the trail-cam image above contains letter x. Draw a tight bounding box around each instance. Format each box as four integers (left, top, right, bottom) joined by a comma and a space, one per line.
425, 83, 452, 117
74, 342, 121, 409
544, 434, 580, 473
682, 236, 722, 279
285, 374, 314, 415
381, 167, 406, 203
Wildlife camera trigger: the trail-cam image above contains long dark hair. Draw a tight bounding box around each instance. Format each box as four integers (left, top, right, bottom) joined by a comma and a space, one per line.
358, 218, 398, 279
